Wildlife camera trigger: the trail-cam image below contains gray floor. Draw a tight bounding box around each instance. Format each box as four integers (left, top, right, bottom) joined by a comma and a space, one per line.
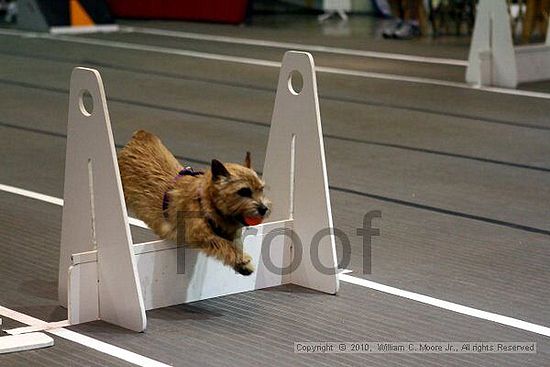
0, 13, 549, 367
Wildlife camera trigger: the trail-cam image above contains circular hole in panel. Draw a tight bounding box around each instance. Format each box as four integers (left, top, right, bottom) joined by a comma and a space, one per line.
79, 90, 94, 116
288, 70, 303, 95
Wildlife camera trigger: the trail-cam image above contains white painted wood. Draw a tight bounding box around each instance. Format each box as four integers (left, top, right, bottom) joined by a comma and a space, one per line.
62, 52, 338, 331
4, 321, 70, 336
466, 0, 517, 88
478, 49, 493, 86
136, 220, 290, 309
59, 67, 146, 332
263, 51, 339, 294
0, 333, 54, 354
69, 220, 291, 310
68, 263, 98, 325
467, 0, 550, 87
515, 45, 550, 83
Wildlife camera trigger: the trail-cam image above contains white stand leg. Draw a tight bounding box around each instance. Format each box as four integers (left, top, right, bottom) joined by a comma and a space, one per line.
263, 51, 339, 294
466, 0, 517, 88
59, 68, 146, 332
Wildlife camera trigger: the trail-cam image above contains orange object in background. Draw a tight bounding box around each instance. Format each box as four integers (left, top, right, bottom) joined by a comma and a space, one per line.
70, 0, 95, 26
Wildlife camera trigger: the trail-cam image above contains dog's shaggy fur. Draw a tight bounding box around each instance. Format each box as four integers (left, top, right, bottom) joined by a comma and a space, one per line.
118, 130, 271, 275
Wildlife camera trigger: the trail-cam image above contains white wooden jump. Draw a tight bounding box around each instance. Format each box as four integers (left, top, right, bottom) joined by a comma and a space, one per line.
57, 51, 340, 332
466, 0, 550, 88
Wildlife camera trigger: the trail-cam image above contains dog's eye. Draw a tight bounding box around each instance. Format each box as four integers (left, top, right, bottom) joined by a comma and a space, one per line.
237, 188, 252, 197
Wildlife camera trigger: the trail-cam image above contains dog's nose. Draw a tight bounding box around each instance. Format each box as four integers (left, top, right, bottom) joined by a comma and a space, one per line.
257, 204, 268, 216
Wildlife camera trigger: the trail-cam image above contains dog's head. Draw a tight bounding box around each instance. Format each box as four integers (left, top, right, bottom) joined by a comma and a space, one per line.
208, 153, 271, 226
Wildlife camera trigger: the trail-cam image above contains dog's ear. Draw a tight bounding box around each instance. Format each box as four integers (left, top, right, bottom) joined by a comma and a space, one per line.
211, 159, 230, 180
244, 151, 251, 169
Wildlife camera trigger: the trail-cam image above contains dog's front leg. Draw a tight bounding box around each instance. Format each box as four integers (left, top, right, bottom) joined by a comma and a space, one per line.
203, 235, 254, 276
179, 219, 254, 275
183, 219, 254, 275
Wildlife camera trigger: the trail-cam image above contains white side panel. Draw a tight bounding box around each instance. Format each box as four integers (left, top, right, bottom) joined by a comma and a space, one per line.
137, 220, 291, 309
68, 263, 98, 325
68, 220, 292, 311
60, 67, 146, 332
515, 45, 550, 83
466, 0, 517, 88
263, 51, 339, 294
478, 50, 493, 86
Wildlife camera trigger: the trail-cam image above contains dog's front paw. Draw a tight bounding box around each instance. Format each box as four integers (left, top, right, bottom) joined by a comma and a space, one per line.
234, 254, 255, 276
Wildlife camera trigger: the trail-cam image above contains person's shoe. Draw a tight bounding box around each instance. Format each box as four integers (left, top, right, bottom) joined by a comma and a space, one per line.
393, 22, 420, 40
382, 19, 402, 39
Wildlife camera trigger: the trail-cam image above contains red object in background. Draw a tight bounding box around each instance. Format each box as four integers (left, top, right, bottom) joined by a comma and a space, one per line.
106, 0, 249, 24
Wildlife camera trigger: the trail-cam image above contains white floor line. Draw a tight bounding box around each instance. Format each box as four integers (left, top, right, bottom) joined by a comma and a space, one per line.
2, 182, 549, 338
0, 183, 148, 229
0, 306, 171, 367
0, 183, 63, 206
340, 274, 550, 337
1, 28, 550, 100
5, 320, 71, 335
122, 25, 468, 67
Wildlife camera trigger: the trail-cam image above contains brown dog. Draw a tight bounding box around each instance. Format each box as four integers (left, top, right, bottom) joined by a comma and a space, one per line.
118, 130, 271, 275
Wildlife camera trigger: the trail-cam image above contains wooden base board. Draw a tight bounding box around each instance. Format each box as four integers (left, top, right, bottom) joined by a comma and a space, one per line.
0, 332, 54, 354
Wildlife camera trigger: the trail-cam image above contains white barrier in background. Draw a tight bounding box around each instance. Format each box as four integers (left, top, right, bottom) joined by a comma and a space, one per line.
57, 51, 340, 332
466, 0, 550, 88
319, 0, 351, 22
